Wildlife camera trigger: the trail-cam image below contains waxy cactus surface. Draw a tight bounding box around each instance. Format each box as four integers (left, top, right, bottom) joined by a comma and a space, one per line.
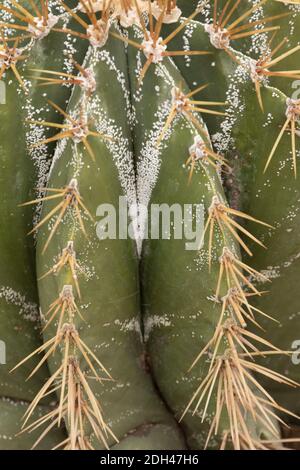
0, 0, 299, 451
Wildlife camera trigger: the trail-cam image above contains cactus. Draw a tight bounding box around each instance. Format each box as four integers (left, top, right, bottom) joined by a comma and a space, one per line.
0, 0, 299, 450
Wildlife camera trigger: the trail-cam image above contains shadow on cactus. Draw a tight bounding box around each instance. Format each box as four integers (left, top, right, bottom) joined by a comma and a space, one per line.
0, 0, 299, 451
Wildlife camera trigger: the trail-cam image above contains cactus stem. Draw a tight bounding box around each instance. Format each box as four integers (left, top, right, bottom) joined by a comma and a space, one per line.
22, 179, 94, 253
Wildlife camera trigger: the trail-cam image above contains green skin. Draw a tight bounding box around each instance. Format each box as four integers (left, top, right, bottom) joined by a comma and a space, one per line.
162, 19, 235, 134
0, 20, 88, 448
223, 82, 300, 414
0, 70, 67, 449
0, 399, 65, 450
36, 36, 185, 450
220, 0, 300, 96
164, 13, 300, 128
126, 26, 278, 449
165, 7, 300, 415
0, 0, 299, 450
262, 0, 300, 95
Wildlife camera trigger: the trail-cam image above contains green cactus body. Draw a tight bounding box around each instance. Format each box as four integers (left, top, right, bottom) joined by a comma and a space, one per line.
0, 0, 299, 451
34, 36, 185, 449
0, 10, 88, 447
221, 81, 300, 412
126, 28, 229, 448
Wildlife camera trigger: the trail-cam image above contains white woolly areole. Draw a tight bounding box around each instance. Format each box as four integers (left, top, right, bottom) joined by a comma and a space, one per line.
171, 87, 188, 112
27, 14, 58, 39
78, 0, 145, 27
78, 0, 102, 11
66, 240, 75, 252
71, 118, 89, 143
119, 8, 141, 27
219, 246, 235, 263
248, 57, 262, 83
209, 194, 223, 213
68, 178, 79, 192
286, 98, 300, 119
87, 20, 109, 47
248, 58, 268, 86
151, 2, 182, 23
142, 36, 167, 63
204, 23, 230, 49
0, 46, 21, 67
61, 284, 74, 299
189, 135, 207, 161
79, 68, 97, 94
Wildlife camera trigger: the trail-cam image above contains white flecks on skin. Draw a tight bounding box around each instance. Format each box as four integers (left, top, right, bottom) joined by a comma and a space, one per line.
1, 0, 300, 445
144, 314, 172, 341
212, 63, 248, 154
114, 318, 142, 342
180, 19, 198, 68
0, 287, 39, 322
248, 0, 270, 58
92, 45, 134, 121
90, 96, 137, 208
